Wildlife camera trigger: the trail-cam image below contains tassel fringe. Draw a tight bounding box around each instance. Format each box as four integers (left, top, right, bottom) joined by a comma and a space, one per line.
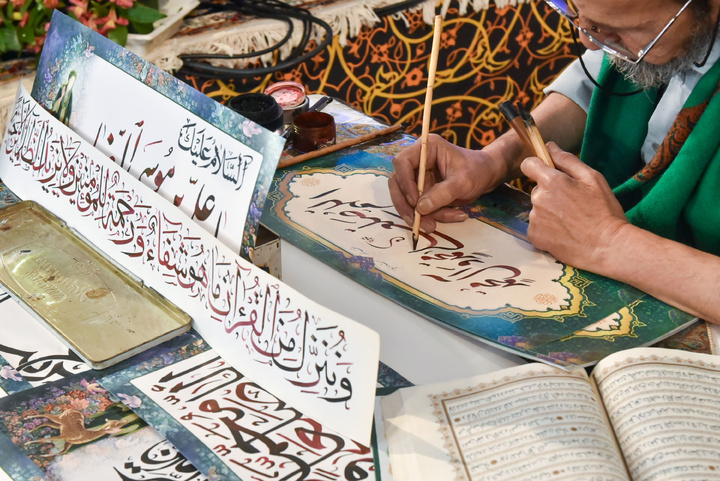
139, 0, 527, 72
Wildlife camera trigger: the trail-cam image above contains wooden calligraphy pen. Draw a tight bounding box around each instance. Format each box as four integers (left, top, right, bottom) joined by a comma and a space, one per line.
277, 123, 403, 169
411, 14, 443, 250
499, 101, 554, 168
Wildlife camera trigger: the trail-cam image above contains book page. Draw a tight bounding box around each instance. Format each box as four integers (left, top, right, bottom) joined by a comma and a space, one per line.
381, 363, 629, 481
593, 347, 720, 480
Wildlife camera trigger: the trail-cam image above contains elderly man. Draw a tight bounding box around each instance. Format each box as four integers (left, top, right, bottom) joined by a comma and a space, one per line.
389, 0, 720, 323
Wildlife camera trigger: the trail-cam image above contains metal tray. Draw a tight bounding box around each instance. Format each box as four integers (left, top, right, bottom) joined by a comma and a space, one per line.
0, 201, 191, 369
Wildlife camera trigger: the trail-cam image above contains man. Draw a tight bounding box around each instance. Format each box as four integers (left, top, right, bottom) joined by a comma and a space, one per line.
388, 0, 720, 323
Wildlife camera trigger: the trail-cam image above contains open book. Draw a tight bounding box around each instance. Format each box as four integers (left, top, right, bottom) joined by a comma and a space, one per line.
381, 347, 720, 481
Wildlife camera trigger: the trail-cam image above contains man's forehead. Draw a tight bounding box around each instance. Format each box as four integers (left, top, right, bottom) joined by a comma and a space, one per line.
581, 0, 693, 12
571, 0, 678, 26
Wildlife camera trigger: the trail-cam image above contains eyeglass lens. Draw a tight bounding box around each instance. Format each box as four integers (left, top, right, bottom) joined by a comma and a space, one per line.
546, 0, 640, 61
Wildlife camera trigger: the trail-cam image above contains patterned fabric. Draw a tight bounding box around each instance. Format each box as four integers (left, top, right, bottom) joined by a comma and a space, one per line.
652, 320, 713, 355
176, 1, 576, 151
635, 98, 712, 182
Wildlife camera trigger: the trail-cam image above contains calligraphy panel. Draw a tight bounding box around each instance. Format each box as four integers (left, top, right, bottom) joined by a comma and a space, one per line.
30, 12, 284, 258
261, 150, 697, 367
282, 171, 571, 313
0, 286, 89, 394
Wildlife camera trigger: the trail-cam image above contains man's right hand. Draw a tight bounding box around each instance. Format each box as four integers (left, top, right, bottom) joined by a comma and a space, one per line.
388, 133, 507, 233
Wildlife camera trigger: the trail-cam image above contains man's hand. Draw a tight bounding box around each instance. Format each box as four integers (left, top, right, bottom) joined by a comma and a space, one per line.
520, 142, 630, 272
388, 134, 506, 233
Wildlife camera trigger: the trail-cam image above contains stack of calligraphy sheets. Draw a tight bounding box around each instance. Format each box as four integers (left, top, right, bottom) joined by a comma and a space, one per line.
0, 12, 380, 481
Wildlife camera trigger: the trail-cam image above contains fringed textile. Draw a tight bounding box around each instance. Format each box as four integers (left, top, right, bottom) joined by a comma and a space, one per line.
146, 0, 528, 72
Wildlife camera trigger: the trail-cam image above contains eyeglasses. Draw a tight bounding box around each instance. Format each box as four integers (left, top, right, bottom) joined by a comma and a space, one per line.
544, 0, 694, 63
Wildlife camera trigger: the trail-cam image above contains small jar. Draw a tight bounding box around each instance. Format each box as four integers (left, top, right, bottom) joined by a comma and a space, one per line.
292, 112, 336, 153
265, 81, 308, 124
228, 93, 284, 132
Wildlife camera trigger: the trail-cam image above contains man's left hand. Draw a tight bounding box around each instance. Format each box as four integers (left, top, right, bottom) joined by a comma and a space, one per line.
520, 142, 630, 273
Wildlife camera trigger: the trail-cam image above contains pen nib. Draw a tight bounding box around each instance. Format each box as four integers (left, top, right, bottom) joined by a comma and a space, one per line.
411, 235, 418, 251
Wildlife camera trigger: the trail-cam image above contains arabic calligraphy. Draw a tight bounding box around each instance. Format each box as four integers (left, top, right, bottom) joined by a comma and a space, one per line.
67, 55, 265, 254
116, 439, 209, 481
0, 89, 372, 420
281, 171, 571, 313
132, 350, 373, 481
0, 287, 90, 388
0, 343, 86, 386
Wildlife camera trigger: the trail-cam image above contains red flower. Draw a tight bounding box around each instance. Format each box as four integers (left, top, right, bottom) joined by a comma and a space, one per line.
97, 7, 128, 35
44, 0, 59, 8
111, 0, 135, 8
68, 0, 89, 18
81, 12, 101, 31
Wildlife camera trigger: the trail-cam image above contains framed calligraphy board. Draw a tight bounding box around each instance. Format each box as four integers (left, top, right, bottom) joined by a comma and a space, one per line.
261, 150, 697, 367
31, 12, 282, 259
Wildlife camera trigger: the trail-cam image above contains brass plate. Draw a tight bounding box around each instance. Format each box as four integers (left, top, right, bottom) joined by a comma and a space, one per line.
0, 201, 191, 369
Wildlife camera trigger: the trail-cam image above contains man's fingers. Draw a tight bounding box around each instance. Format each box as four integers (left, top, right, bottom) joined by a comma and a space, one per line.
432, 207, 469, 224
388, 174, 415, 225
391, 140, 422, 206
520, 155, 549, 183
415, 174, 470, 215
417, 208, 466, 234
545, 142, 591, 178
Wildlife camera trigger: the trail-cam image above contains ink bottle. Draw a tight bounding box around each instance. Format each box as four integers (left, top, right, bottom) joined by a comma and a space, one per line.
292, 111, 336, 153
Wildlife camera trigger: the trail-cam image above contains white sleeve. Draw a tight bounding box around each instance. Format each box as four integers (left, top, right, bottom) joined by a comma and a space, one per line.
543, 49, 603, 113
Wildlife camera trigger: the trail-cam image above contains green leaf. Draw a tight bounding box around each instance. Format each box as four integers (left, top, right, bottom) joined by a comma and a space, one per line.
92, 2, 111, 17
4, 3, 11, 18
126, 3, 165, 25
17, 24, 35, 44
0, 27, 22, 52
107, 24, 128, 46
129, 21, 154, 35
136, 0, 159, 10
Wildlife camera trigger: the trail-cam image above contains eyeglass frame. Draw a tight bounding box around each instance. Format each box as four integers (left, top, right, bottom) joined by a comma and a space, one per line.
544, 0, 695, 64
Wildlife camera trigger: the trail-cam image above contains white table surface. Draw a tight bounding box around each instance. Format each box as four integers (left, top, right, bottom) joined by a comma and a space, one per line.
279, 241, 525, 386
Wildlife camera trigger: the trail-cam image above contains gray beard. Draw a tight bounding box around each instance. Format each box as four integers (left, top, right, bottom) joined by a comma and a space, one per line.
610, 26, 716, 89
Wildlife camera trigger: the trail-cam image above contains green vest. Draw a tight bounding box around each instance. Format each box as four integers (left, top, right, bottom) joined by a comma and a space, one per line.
579, 56, 720, 255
